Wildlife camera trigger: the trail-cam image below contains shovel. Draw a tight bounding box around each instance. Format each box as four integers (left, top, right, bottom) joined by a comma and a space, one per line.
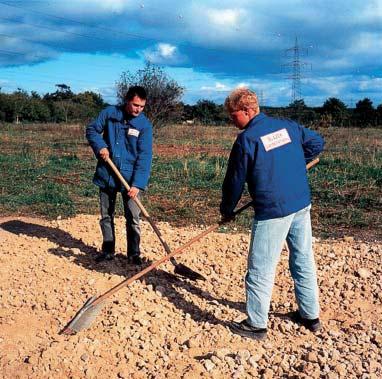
106, 157, 205, 281
60, 158, 319, 335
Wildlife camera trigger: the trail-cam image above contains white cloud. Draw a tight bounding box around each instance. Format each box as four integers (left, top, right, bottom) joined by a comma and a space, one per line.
157, 43, 176, 58
200, 82, 230, 91
143, 43, 185, 65
206, 8, 240, 27
358, 76, 382, 91
309, 76, 348, 96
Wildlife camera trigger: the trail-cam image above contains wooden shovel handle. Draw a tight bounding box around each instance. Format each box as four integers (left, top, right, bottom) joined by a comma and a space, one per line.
106, 157, 150, 218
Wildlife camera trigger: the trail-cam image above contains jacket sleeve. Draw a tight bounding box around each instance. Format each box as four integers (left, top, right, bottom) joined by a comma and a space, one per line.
300, 125, 325, 163
86, 108, 109, 157
220, 140, 248, 217
131, 123, 153, 190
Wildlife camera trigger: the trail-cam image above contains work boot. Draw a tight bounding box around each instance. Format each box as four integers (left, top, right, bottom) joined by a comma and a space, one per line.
229, 319, 267, 341
95, 241, 115, 263
127, 255, 143, 266
291, 311, 322, 332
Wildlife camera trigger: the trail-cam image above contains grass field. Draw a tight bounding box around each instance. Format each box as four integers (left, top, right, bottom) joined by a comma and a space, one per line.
0, 122, 381, 240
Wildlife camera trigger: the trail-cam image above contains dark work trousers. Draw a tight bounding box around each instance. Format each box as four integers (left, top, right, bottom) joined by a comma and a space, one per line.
99, 187, 141, 257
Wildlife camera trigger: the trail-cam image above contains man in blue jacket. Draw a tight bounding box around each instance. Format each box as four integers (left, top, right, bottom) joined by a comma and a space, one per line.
86, 86, 153, 265
221, 88, 324, 340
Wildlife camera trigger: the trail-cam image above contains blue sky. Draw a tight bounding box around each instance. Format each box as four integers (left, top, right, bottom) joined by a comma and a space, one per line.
0, 0, 381, 106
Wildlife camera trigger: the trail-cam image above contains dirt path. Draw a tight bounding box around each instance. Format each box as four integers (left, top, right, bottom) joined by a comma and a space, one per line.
0, 215, 381, 378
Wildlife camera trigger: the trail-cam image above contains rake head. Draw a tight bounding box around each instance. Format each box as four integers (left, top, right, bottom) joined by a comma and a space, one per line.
60, 296, 104, 335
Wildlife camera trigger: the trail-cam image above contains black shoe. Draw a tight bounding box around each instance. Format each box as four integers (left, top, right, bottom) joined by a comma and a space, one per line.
127, 255, 143, 265
229, 319, 267, 340
95, 252, 115, 263
291, 311, 321, 332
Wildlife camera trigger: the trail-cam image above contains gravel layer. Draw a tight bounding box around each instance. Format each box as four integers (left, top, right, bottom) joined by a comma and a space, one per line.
0, 215, 381, 378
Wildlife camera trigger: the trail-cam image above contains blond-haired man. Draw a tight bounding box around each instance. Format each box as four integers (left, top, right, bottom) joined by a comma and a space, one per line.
221, 88, 324, 340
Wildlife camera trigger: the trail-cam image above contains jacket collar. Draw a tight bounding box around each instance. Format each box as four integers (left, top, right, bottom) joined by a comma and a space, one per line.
118, 105, 145, 126
248, 112, 266, 127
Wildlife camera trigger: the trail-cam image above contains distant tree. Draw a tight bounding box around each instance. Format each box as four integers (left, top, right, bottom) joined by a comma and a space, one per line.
286, 99, 319, 126
31, 91, 41, 100
354, 98, 375, 127
73, 91, 107, 120
322, 97, 349, 127
192, 99, 227, 125
116, 62, 184, 129
44, 84, 75, 122
12, 89, 29, 124
288, 99, 307, 109
181, 103, 195, 121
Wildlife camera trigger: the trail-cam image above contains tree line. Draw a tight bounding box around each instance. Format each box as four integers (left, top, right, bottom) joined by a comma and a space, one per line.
0, 84, 107, 124
1, 63, 381, 128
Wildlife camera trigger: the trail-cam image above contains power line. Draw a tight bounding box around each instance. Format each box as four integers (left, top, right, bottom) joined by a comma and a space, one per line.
281, 36, 311, 103
0, 1, 149, 41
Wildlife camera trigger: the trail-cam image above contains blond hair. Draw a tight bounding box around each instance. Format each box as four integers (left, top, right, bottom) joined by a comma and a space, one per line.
224, 88, 259, 113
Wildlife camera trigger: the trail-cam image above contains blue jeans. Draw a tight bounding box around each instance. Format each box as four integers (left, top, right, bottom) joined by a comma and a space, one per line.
245, 205, 319, 328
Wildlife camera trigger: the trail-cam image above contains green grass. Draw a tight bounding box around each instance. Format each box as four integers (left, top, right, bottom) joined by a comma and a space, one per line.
0, 122, 381, 240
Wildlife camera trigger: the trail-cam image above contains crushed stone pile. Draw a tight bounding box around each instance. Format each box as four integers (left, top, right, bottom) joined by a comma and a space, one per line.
0, 215, 381, 378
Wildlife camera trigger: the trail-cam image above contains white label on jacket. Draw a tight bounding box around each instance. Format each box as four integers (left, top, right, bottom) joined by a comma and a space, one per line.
260, 128, 291, 151
128, 128, 140, 137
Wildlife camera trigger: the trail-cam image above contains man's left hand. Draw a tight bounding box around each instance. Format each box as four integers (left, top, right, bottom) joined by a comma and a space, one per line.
128, 186, 140, 199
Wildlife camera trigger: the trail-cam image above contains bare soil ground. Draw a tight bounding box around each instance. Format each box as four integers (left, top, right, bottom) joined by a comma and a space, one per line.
0, 215, 381, 378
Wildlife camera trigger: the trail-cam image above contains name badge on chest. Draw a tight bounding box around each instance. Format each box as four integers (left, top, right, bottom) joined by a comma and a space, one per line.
260, 128, 291, 152
128, 128, 140, 137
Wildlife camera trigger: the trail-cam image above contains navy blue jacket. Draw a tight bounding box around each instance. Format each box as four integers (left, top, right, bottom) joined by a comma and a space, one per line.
86, 105, 153, 191
220, 113, 324, 220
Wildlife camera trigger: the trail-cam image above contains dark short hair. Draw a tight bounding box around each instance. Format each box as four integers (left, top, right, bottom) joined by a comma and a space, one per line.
124, 86, 147, 102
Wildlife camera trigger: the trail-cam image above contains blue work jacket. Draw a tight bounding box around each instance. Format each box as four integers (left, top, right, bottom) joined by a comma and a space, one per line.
220, 113, 325, 220
86, 105, 153, 191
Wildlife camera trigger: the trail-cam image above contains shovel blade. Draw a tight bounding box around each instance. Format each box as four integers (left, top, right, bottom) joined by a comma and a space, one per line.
60, 296, 104, 335
173, 262, 206, 281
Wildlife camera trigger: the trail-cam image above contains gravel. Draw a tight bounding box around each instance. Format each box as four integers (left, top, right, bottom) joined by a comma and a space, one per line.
0, 215, 381, 378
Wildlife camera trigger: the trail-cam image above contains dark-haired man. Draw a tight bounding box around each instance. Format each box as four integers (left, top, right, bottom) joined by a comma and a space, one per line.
86, 86, 153, 265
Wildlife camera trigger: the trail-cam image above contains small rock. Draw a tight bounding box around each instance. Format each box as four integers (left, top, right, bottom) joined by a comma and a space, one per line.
233, 365, 244, 378
138, 319, 149, 327
236, 349, 251, 363
262, 368, 274, 379
372, 334, 382, 347
215, 348, 230, 360
334, 363, 347, 376
204, 359, 215, 372
210, 355, 222, 365
306, 352, 318, 363
80, 353, 88, 362
356, 268, 371, 279
118, 369, 130, 379
343, 236, 354, 242
248, 357, 258, 368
